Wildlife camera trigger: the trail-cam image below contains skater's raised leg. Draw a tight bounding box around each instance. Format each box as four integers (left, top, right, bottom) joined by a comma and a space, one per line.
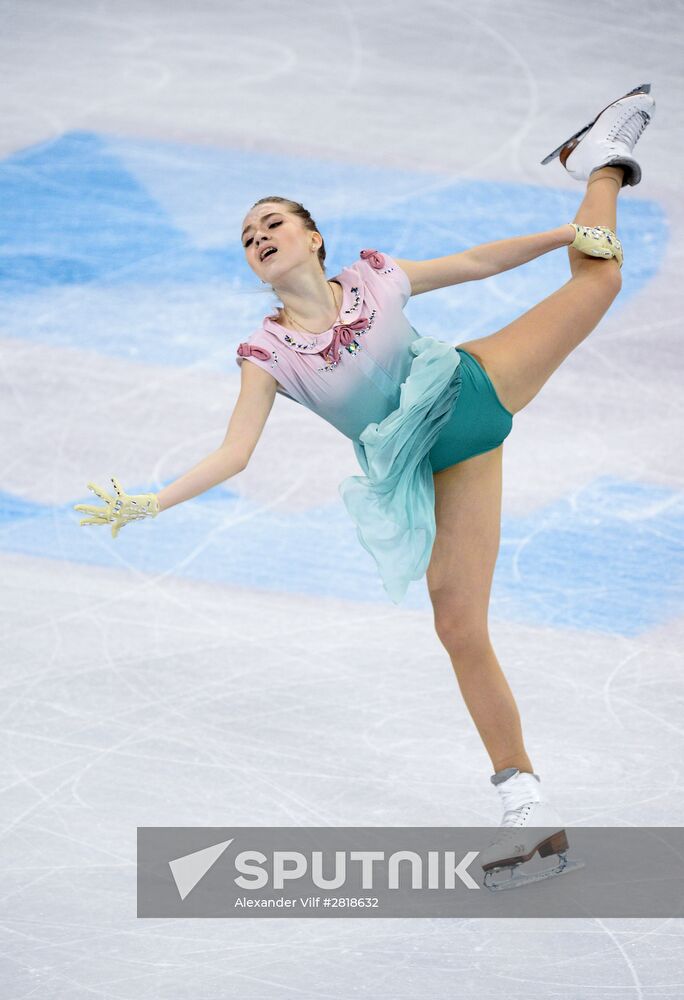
457, 166, 623, 415
567, 165, 622, 277
458, 86, 655, 416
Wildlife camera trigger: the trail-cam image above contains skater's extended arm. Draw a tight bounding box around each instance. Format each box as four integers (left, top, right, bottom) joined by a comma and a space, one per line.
74, 361, 277, 534
396, 224, 575, 295
156, 362, 277, 511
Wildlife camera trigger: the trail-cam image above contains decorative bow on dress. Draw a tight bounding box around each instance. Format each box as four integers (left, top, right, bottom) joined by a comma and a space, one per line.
237, 343, 271, 362
325, 316, 370, 364
360, 249, 386, 269
318, 247, 385, 361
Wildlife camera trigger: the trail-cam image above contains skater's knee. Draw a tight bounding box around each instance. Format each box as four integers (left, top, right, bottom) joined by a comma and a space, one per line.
603, 261, 623, 296
572, 259, 622, 296
432, 608, 491, 658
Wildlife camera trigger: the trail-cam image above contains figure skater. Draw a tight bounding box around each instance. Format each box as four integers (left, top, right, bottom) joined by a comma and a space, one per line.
75, 85, 655, 889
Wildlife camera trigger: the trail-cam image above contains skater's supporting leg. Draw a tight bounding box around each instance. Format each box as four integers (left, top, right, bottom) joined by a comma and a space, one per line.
457, 167, 623, 415
427, 446, 533, 775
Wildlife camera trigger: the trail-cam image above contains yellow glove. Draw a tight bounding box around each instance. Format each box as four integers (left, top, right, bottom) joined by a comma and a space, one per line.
73, 477, 160, 539
569, 224, 623, 268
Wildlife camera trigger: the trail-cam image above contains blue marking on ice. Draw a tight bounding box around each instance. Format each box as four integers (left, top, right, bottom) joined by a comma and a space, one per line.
2, 476, 683, 636
494, 477, 684, 636
0, 131, 667, 370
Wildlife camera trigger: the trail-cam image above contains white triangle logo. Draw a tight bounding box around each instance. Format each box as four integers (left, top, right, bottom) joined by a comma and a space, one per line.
168, 838, 234, 901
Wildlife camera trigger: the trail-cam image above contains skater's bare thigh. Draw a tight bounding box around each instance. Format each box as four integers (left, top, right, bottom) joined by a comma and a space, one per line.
427, 445, 503, 637
457, 268, 620, 415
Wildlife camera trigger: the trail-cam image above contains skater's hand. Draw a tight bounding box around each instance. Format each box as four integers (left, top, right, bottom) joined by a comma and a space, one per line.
73, 477, 160, 538
569, 224, 623, 268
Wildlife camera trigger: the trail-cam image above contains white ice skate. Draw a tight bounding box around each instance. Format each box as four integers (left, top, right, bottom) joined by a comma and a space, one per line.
479, 768, 584, 891
541, 83, 655, 187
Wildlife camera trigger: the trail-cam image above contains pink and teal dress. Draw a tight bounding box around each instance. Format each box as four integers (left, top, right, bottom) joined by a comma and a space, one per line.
236, 250, 463, 603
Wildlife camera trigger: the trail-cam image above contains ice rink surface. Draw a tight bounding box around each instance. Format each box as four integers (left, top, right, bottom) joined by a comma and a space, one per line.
1, 0, 683, 996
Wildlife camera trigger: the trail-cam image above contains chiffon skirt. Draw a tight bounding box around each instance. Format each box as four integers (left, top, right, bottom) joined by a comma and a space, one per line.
339, 337, 514, 604
338, 336, 462, 604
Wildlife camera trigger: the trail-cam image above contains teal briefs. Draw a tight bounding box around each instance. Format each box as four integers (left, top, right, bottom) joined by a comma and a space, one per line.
428, 348, 513, 473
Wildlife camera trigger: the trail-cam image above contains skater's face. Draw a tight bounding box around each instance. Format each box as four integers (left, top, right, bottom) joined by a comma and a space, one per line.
241, 203, 321, 282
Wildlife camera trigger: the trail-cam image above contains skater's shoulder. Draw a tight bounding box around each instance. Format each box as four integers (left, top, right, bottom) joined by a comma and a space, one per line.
351, 248, 412, 305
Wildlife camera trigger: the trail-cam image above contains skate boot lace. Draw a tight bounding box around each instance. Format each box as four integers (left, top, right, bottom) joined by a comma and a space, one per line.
607, 110, 650, 148
501, 803, 533, 828
484, 803, 534, 851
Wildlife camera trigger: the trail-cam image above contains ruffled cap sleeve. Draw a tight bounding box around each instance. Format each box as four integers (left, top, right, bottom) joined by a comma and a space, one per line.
358, 248, 411, 307
237, 342, 270, 362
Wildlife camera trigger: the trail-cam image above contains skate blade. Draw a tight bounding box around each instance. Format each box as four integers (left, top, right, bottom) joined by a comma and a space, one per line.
484, 858, 585, 892
540, 83, 651, 165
